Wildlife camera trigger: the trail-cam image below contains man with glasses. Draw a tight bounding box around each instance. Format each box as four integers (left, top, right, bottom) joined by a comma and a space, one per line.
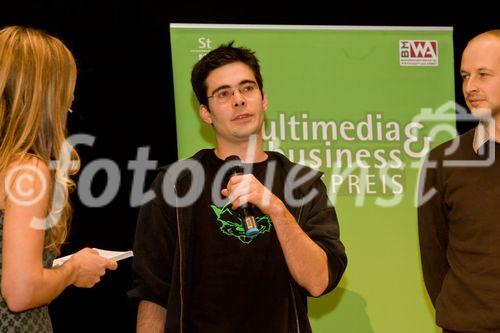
129, 42, 347, 333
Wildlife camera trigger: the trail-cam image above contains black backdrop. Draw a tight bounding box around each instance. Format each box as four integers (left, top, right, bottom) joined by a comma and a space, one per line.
0, 2, 498, 332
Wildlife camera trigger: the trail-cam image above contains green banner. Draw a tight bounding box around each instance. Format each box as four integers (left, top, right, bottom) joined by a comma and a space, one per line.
170, 24, 455, 333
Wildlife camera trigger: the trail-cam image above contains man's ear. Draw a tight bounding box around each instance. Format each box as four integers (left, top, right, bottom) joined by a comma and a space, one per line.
262, 91, 269, 112
199, 104, 212, 124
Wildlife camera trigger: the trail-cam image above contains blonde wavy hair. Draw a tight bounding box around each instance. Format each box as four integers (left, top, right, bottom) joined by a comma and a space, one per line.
0, 26, 80, 256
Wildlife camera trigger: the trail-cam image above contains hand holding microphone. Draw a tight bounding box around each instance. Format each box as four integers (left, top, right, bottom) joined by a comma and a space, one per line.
223, 155, 260, 239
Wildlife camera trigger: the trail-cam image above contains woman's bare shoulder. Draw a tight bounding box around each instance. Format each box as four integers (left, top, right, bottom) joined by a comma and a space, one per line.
0, 156, 50, 210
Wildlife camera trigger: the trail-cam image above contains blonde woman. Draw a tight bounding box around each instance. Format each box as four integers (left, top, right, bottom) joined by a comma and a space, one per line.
0, 26, 117, 332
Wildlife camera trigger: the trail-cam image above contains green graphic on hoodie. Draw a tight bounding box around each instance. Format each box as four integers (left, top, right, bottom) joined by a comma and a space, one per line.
210, 201, 272, 244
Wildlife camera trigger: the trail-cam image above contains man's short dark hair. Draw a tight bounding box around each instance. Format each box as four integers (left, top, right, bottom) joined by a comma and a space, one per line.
190, 41, 263, 107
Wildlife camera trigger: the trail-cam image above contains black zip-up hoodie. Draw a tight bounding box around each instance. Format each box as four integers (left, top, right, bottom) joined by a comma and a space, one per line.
129, 149, 347, 333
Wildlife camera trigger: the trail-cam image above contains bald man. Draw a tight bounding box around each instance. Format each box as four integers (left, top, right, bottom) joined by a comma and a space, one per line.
418, 30, 500, 333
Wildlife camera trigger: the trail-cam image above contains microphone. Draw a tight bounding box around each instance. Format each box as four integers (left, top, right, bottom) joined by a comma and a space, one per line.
225, 155, 260, 239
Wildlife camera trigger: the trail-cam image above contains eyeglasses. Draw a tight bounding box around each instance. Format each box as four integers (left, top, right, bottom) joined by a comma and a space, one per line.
207, 82, 259, 104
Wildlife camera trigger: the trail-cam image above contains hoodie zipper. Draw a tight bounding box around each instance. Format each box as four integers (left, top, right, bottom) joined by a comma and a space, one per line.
175, 189, 184, 333
291, 203, 304, 333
